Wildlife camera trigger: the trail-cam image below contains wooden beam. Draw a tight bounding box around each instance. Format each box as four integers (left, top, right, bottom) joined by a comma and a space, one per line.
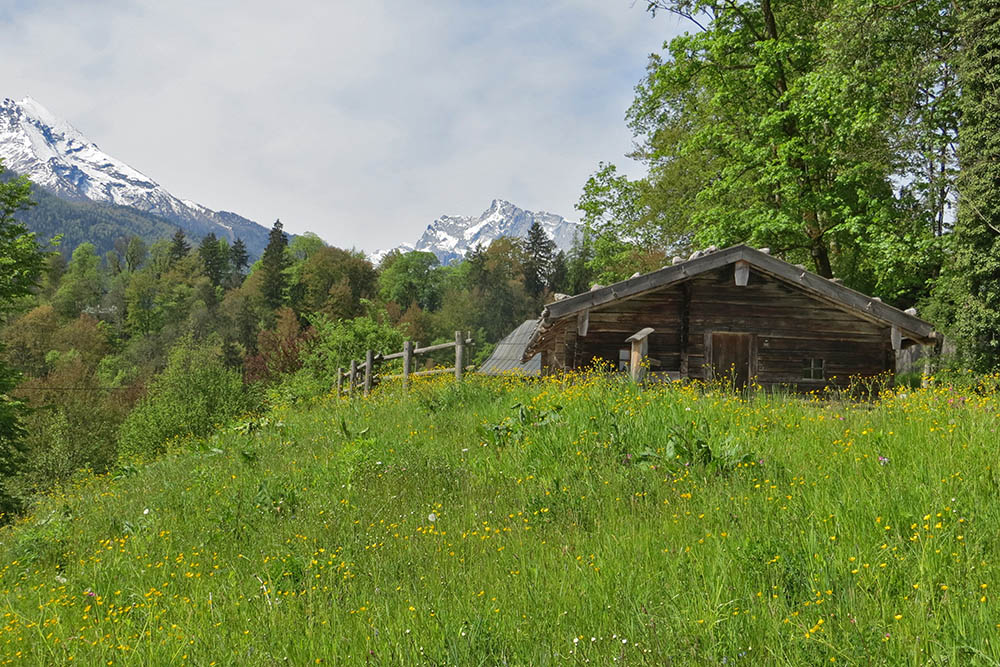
454, 331, 465, 381
577, 309, 589, 336
364, 349, 374, 396
680, 282, 691, 377
890, 325, 901, 352
625, 327, 654, 343
402, 340, 413, 390
413, 340, 457, 355
734, 260, 750, 286
703, 332, 714, 381
629, 336, 649, 383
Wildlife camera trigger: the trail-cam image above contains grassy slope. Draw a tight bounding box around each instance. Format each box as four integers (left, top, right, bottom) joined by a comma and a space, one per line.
1, 373, 999, 665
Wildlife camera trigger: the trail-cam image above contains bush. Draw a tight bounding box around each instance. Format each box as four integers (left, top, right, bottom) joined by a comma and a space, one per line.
297, 314, 404, 388
117, 336, 256, 460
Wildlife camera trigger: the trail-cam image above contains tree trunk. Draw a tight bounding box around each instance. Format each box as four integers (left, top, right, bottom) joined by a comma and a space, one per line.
811, 238, 833, 278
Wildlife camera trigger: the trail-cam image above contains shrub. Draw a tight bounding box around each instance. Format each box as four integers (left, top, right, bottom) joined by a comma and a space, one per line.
117, 336, 255, 460
296, 313, 404, 390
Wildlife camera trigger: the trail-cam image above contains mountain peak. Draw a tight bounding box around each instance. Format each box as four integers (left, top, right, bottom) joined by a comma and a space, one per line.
370, 200, 580, 266
0, 95, 271, 256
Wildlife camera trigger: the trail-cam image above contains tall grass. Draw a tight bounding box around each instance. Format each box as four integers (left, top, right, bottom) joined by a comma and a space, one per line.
1, 371, 998, 664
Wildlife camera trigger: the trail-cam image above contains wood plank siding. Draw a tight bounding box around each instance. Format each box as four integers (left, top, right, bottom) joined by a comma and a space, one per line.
537, 265, 901, 391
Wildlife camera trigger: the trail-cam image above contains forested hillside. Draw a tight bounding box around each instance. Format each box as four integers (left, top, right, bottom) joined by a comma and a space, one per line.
0, 161, 577, 514
13, 181, 182, 257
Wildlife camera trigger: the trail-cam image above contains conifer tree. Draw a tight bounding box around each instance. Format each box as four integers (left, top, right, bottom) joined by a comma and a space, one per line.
198, 233, 227, 287
229, 238, 249, 283
168, 229, 190, 266
549, 250, 569, 294
522, 221, 555, 297
951, 0, 1000, 369
260, 220, 290, 310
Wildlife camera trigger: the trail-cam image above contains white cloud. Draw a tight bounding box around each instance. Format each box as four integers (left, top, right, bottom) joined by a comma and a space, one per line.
0, 0, 683, 251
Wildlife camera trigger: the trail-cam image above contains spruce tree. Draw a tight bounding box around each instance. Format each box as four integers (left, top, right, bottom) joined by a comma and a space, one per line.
549, 250, 569, 294
230, 238, 249, 283
952, 0, 1000, 369
168, 229, 190, 266
522, 222, 555, 297
198, 233, 227, 287
260, 220, 290, 310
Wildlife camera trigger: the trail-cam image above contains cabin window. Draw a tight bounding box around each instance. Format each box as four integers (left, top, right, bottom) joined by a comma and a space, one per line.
802, 358, 825, 380
618, 348, 630, 371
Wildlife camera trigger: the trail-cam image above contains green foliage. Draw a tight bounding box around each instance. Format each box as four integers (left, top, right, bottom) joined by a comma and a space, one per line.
52, 243, 104, 318
298, 313, 405, 387
0, 160, 44, 517
198, 233, 229, 288
293, 245, 376, 318
117, 337, 255, 460
377, 250, 444, 311
260, 220, 290, 311
946, 0, 1000, 370
457, 239, 536, 341
594, 0, 956, 304
8, 179, 179, 258
520, 221, 555, 297
168, 229, 191, 266
229, 238, 249, 285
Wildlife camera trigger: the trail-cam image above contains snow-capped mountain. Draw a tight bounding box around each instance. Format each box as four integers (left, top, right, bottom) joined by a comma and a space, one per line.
371, 199, 581, 265
0, 96, 270, 256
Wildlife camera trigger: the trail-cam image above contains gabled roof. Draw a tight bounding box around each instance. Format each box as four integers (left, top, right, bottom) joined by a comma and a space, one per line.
479, 319, 542, 375
523, 244, 937, 360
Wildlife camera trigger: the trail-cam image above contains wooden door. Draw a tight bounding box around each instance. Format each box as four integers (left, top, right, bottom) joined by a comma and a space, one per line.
710, 332, 753, 388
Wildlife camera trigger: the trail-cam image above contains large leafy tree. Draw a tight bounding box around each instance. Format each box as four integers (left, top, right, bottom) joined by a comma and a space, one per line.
948, 0, 1000, 369
377, 250, 444, 311
591, 0, 955, 303
51, 243, 104, 318
0, 160, 44, 514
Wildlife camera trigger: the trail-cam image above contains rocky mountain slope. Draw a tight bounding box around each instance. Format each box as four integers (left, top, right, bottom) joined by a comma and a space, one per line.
0, 96, 270, 256
371, 199, 580, 265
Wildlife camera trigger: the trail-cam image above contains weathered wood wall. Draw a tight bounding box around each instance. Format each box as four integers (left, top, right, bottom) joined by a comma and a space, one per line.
540, 266, 894, 390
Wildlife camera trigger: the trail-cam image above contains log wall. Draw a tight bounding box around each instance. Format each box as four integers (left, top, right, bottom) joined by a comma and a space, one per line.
541, 266, 894, 390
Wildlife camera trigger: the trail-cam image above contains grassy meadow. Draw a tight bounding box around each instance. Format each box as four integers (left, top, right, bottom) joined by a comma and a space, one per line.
1, 371, 999, 664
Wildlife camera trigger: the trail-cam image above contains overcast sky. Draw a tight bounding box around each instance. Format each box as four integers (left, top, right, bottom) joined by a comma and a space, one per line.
0, 1, 683, 252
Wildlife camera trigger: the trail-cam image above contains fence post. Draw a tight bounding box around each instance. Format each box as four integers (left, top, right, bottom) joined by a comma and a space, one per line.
336, 367, 344, 396
455, 330, 464, 381
403, 340, 413, 390
349, 359, 357, 395
364, 349, 373, 396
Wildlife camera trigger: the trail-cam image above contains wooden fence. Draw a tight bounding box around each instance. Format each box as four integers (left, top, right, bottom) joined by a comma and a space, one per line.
335, 331, 474, 396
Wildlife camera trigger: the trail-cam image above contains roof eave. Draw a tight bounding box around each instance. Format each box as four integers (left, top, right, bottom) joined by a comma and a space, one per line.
532, 244, 937, 349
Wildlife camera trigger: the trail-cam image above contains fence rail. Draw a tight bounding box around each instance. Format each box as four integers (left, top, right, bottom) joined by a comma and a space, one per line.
335, 331, 472, 396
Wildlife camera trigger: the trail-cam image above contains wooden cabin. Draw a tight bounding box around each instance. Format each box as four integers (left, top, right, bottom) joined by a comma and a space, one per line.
521, 245, 938, 390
